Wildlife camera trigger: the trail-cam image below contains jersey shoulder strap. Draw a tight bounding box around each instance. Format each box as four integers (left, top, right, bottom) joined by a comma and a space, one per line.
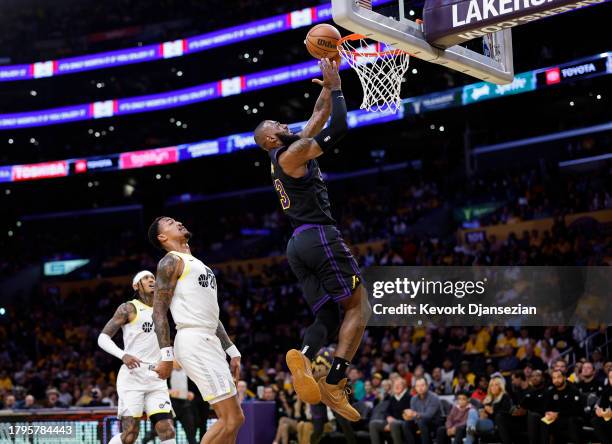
127, 299, 140, 324
167, 251, 192, 281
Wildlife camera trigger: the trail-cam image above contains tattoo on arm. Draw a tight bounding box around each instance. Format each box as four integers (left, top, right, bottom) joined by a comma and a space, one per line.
280, 138, 323, 173
215, 320, 233, 350
153, 254, 182, 349
101, 303, 134, 337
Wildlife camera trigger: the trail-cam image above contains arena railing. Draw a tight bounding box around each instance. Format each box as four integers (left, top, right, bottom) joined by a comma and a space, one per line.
0, 0, 393, 82
0, 53, 608, 184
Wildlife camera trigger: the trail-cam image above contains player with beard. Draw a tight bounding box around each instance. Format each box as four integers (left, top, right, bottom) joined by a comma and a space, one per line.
253, 58, 371, 422
148, 217, 245, 444
98, 271, 176, 444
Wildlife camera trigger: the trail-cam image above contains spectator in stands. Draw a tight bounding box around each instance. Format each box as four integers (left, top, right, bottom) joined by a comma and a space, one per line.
348, 368, 366, 401
461, 376, 512, 444
592, 368, 612, 444
592, 349, 605, 372
577, 361, 604, 396
436, 391, 470, 444
43, 387, 67, 408
599, 360, 612, 383
541, 368, 584, 444
498, 345, 520, 375
17, 394, 37, 410
521, 369, 548, 444
454, 361, 476, 388
369, 377, 411, 444
430, 367, 446, 395
363, 379, 377, 406
237, 380, 253, 403
441, 358, 455, 394
471, 375, 489, 403
402, 377, 442, 444
552, 357, 568, 374
86, 387, 110, 407
454, 372, 474, 396
540, 341, 561, 368
272, 392, 303, 444
520, 342, 546, 370
411, 365, 431, 389
0, 370, 13, 391
569, 359, 584, 383
58, 382, 73, 406
495, 328, 518, 354
2, 394, 16, 409
263, 385, 293, 429
497, 370, 531, 443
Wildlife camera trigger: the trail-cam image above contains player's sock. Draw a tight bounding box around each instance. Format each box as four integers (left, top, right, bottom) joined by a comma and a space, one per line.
108, 434, 123, 444
326, 356, 350, 385
160, 440, 176, 444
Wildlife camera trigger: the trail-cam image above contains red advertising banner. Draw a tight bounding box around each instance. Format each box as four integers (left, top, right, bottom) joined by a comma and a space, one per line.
119, 147, 178, 170
12, 160, 68, 181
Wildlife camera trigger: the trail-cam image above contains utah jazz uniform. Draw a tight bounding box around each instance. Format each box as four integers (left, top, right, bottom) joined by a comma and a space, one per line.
116, 299, 172, 418
269, 147, 361, 313
168, 251, 237, 405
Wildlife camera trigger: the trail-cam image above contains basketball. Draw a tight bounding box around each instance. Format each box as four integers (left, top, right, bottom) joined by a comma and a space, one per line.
304, 24, 341, 60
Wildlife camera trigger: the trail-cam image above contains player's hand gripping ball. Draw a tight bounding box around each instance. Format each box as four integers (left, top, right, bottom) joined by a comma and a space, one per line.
305, 24, 342, 65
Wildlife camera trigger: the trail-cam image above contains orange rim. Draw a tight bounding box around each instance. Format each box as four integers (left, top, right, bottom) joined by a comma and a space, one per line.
337, 33, 411, 57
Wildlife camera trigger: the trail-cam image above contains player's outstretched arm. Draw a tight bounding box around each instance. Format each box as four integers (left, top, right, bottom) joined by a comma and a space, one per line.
98, 303, 143, 368
280, 83, 348, 171
152, 253, 183, 379
299, 88, 331, 138
299, 58, 341, 138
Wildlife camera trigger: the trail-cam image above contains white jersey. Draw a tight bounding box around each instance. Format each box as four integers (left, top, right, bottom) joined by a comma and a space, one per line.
120, 298, 159, 364
168, 251, 219, 333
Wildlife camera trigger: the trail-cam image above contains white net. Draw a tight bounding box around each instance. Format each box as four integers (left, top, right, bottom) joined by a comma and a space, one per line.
338, 36, 410, 113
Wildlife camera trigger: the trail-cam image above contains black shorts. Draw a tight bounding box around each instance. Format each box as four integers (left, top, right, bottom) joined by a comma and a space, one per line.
286, 224, 362, 313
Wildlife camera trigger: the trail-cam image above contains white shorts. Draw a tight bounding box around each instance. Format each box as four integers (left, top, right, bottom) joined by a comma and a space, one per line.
174, 328, 237, 405
117, 365, 172, 418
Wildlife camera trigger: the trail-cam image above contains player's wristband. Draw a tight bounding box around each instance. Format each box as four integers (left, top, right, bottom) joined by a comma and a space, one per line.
160, 347, 174, 361
225, 344, 241, 358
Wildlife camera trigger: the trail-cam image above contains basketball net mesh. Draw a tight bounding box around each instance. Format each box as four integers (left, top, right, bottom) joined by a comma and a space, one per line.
338, 37, 410, 113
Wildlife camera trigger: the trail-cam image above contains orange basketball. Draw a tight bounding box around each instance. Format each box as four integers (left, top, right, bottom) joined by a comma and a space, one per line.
305, 24, 341, 60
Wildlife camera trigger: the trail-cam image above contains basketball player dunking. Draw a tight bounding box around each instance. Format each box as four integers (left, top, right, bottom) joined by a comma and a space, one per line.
254, 58, 371, 421
147, 217, 245, 444
97, 271, 176, 444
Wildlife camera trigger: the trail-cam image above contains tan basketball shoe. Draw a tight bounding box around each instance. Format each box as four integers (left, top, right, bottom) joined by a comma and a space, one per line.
286, 349, 321, 404
318, 377, 361, 422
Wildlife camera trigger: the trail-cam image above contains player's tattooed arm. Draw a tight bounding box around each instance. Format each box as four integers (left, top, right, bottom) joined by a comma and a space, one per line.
215, 320, 234, 350
152, 253, 183, 348
101, 303, 136, 337
280, 138, 324, 173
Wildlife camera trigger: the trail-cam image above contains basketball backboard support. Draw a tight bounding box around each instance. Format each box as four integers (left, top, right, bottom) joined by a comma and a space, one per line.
332, 0, 515, 84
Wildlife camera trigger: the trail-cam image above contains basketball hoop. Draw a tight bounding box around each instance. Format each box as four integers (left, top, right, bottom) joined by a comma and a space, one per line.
337, 34, 411, 113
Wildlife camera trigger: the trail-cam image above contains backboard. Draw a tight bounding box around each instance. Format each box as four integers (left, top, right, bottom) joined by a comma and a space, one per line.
332, 0, 515, 84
